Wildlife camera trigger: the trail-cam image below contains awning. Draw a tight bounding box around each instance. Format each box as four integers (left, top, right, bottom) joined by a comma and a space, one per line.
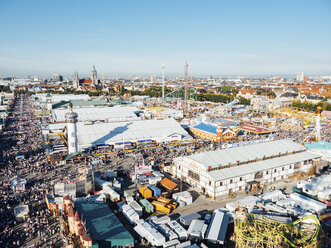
137, 139, 153, 143
96, 144, 109, 147
115, 141, 132, 145
246, 180, 259, 185
65, 152, 91, 161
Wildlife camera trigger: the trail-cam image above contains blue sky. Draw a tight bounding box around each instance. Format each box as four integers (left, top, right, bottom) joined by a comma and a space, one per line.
0, 0, 330, 78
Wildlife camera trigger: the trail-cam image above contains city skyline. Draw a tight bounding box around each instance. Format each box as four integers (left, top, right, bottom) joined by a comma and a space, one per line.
0, 0, 331, 77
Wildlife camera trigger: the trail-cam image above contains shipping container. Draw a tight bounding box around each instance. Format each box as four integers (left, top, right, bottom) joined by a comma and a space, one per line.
157, 224, 178, 241
172, 191, 192, 205
150, 215, 171, 225
163, 239, 180, 248
180, 212, 201, 226
152, 201, 171, 214
120, 204, 140, 225
139, 186, 153, 199
148, 184, 161, 197
187, 219, 208, 241
167, 220, 187, 241
290, 192, 326, 213
176, 240, 192, 248
129, 200, 143, 216
134, 219, 166, 247
261, 190, 285, 203
157, 196, 172, 204
139, 199, 154, 213
205, 211, 229, 245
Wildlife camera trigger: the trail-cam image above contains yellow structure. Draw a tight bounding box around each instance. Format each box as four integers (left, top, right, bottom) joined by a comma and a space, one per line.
234, 213, 322, 248
273, 107, 326, 130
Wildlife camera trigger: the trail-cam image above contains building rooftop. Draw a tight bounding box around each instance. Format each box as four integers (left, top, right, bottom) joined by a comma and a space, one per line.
208, 151, 319, 181
52, 106, 140, 122
75, 203, 134, 247
35, 93, 90, 102
187, 139, 306, 169
237, 123, 274, 134
305, 141, 331, 150
192, 123, 218, 134
77, 118, 191, 149
52, 99, 108, 109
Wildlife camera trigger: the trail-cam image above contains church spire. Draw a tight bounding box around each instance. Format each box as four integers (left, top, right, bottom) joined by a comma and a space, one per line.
73, 70, 79, 89
91, 65, 98, 87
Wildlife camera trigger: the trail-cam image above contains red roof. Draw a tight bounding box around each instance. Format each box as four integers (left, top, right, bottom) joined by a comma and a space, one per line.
237, 123, 274, 134
82, 79, 92, 84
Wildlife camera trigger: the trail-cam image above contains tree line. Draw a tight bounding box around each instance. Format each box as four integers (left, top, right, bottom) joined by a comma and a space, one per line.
292, 100, 331, 112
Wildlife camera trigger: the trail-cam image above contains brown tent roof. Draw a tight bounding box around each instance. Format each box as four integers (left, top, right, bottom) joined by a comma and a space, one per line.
160, 177, 177, 191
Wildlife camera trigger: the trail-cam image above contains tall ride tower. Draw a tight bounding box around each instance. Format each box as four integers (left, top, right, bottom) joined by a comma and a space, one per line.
184, 61, 188, 115
161, 64, 165, 102
91, 65, 98, 87
316, 106, 322, 141
65, 102, 78, 154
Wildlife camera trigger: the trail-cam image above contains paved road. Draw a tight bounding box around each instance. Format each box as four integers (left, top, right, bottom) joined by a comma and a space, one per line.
171, 180, 298, 217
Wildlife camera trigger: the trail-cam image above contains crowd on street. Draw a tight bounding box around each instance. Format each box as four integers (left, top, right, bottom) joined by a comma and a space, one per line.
0, 96, 63, 248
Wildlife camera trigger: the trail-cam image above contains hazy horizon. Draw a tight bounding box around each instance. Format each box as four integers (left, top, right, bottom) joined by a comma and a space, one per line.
1, 0, 331, 78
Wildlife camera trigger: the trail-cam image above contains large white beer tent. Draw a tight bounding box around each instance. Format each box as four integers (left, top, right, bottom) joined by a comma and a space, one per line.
51, 106, 141, 122
173, 139, 321, 199
47, 118, 191, 150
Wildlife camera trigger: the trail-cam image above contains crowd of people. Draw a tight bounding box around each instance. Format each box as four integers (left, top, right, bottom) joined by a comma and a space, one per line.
0, 96, 63, 248
1, 94, 330, 247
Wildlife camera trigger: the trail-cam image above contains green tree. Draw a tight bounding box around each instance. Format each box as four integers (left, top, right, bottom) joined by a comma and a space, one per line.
267, 91, 277, 98
197, 93, 233, 103
221, 86, 231, 92
239, 97, 251, 105
292, 100, 328, 112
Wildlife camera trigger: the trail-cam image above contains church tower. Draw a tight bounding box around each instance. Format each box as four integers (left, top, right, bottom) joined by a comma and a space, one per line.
73, 71, 80, 89
91, 65, 98, 87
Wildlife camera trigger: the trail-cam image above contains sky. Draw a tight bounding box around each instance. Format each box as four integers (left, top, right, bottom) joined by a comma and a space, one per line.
0, 0, 331, 78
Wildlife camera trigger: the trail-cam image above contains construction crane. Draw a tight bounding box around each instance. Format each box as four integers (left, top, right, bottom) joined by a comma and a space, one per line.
184, 61, 188, 116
